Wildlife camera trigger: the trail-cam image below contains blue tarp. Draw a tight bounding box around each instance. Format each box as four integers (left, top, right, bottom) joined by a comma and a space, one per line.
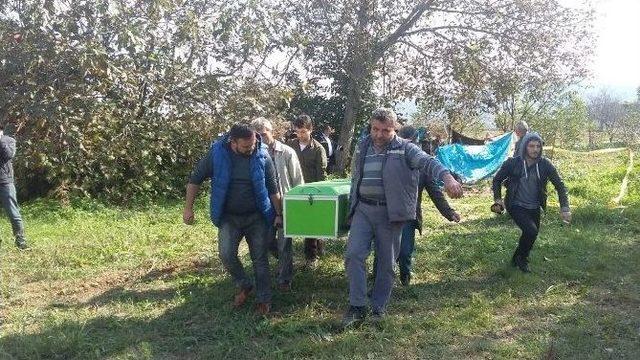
436, 132, 514, 184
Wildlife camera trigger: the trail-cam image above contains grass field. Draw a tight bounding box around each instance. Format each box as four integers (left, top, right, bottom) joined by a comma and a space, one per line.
1, 149, 638, 359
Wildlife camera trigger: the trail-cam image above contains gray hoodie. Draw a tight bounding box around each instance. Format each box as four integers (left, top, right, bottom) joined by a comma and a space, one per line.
513, 132, 544, 209
492, 132, 570, 213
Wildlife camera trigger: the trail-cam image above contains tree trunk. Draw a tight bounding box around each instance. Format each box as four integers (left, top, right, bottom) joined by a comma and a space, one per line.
335, 76, 363, 177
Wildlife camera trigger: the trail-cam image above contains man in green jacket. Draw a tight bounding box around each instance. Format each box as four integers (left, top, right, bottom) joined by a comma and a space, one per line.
287, 114, 327, 269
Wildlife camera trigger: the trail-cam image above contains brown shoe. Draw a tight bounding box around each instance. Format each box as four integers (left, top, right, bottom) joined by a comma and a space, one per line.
233, 286, 253, 308
256, 302, 271, 315
277, 282, 291, 292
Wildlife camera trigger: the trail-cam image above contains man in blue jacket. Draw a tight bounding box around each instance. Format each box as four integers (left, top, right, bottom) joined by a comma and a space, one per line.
342, 108, 463, 327
492, 132, 571, 273
183, 123, 282, 315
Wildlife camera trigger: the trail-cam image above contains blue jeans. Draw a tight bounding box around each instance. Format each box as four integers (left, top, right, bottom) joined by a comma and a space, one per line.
398, 222, 416, 278
268, 226, 293, 285
0, 183, 25, 244
218, 213, 272, 303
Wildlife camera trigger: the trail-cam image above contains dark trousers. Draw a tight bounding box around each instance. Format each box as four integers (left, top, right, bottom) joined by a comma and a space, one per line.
304, 238, 324, 260
218, 213, 271, 303
509, 205, 541, 259
0, 183, 25, 244
398, 222, 417, 277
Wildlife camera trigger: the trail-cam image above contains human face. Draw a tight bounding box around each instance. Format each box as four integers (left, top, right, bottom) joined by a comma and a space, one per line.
258, 126, 275, 146
515, 129, 526, 138
295, 127, 312, 143
231, 135, 256, 157
525, 140, 541, 160
370, 119, 396, 148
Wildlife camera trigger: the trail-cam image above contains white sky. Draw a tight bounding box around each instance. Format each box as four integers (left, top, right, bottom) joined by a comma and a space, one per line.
562, 0, 640, 99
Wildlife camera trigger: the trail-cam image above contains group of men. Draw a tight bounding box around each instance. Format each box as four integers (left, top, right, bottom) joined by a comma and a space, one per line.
183, 114, 332, 315
182, 109, 571, 327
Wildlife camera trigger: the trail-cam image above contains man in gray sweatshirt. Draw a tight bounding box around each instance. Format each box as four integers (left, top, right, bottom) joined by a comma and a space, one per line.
0, 123, 28, 250
492, 132, 571, 273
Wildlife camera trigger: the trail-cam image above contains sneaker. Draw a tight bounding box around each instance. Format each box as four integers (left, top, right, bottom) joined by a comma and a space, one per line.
233, 286, 253, 308
15, 241, 29, 251
514, 256, 531, 273
400, 272, 411, 286
341, 305, 367, 329
256, 302, 271, 315
510, 250, 519, 267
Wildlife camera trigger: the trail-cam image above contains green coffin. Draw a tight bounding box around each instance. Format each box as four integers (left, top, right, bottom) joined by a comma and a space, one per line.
284, 179, 351, 239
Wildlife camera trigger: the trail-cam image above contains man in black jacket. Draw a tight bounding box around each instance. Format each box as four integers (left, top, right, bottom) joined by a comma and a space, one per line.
397, 167, 461, 285
0, 123, 28, 250
396, 125, 460, 285
312, 123, 335, 173
492, 132, 571, 273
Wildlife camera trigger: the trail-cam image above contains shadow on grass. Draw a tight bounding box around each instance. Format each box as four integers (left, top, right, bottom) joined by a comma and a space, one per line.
1, 204, 638, 359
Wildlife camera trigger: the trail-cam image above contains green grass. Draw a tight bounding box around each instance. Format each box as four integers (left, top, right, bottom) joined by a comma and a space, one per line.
1, 149, 638, 359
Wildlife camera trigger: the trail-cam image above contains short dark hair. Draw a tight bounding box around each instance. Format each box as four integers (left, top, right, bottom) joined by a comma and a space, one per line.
292, 114, 313, 130
228, 123, 255, 141
370, 107, 398, 126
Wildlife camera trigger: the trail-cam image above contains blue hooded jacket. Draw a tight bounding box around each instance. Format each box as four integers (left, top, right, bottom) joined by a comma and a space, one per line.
209, 134, 274, 227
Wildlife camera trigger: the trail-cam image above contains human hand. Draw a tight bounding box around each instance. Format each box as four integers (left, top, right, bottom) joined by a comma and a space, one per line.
450, 211, 461, 223
443, 174, 463, 198
490, 199, 504, 214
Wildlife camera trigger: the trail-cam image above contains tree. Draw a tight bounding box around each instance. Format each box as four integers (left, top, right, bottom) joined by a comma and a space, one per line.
587, 90, 626, 143
1, 0, 291, 200
283, 0, 593, 174
529, 92, 591, 155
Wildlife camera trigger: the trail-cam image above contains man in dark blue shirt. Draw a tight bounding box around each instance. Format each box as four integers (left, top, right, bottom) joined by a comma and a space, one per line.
183, 124, 281, 315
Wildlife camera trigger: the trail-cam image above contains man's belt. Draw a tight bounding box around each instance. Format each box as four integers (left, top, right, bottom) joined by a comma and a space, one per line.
359, 197, 387, 206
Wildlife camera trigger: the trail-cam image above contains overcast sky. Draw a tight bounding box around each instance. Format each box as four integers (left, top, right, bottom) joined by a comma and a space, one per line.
562, 0, 640, 100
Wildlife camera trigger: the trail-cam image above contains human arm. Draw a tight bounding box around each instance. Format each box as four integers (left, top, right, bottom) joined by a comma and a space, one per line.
317, 144, 327, 181
286, 148, 305, 187
491, 158, 512, 209
424, 179, 459, 221
406, 143, 462, 198
183, 152, 213, 225
0, 136, 16, 163
546, 160, 571, 223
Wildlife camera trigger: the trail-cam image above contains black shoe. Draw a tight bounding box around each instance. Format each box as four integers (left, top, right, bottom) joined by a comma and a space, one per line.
370, 310, 385, 323
341, 305, 367, 328
15, 241, 29, 250
514, 255, 530, 273
400, 272, 411, 286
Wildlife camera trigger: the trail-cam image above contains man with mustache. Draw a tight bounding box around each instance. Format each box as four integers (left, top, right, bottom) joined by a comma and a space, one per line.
183, 123, 282, 315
